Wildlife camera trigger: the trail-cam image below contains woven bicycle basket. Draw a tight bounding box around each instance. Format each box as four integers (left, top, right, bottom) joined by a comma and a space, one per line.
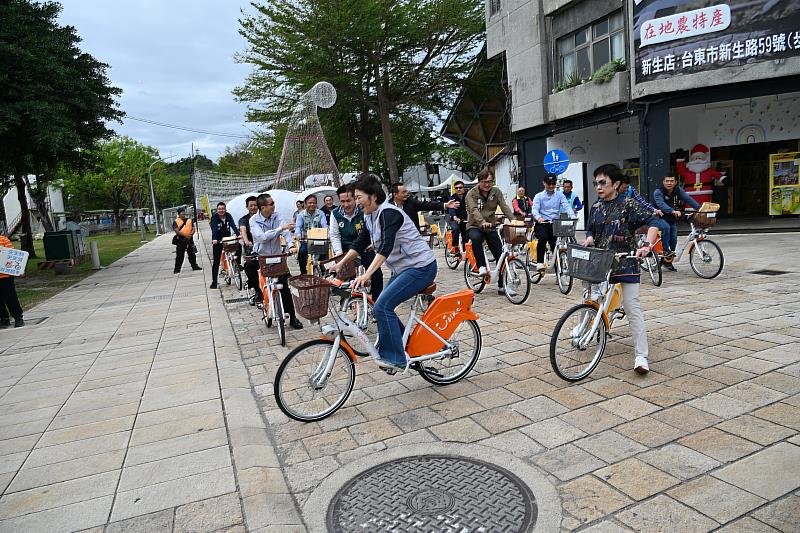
258, 254, 288, 278
223, 241, 240, 253
502, 224, 528, 245
288, 275, 331, 320
567, 244, 616, 284
553, 219, 577, 238
693, 203, 719, 230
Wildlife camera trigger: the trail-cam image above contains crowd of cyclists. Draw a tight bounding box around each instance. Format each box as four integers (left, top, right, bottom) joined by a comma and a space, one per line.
193, 163, 711, 377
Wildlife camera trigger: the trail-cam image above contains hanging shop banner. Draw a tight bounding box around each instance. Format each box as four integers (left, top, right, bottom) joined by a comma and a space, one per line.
632, 1, 800, 83
769, 152, 800, 216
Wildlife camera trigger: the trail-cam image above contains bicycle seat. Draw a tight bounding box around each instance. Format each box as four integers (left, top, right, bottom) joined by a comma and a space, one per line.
418, 283, 436, 295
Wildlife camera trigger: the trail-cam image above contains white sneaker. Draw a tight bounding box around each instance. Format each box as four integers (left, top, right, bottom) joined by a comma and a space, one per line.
634, 356, 649, 374
536, 263, 545, 271
478, 266, 489, 276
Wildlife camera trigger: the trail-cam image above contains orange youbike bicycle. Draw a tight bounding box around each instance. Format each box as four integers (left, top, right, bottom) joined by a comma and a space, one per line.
273, 280, 482, 421
219, 236, 243, 290
463, 224, 531, 305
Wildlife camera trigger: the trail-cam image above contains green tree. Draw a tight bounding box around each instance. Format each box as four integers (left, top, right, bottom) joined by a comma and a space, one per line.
0, 0, 122, 254
63, 137, 156, 235
216, 133, 282, 175
236, 0, 484, 181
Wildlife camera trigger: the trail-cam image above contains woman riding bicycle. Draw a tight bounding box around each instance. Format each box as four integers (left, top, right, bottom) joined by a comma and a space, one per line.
331, 173, 437, 370
583, 164, 660, 374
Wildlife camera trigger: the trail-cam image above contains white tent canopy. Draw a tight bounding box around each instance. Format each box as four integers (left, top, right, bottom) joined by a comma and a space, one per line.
410, 174, 477, 192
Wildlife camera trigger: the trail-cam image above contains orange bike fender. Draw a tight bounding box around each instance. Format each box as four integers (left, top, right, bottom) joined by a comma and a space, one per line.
320, 336, 357, 362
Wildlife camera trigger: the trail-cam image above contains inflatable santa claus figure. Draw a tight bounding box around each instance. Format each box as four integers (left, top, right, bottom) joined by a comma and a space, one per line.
676, 144, 725, 205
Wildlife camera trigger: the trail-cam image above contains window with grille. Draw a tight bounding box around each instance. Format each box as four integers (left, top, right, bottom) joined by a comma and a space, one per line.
489, 0, 501, 16
557, 11, 625, 84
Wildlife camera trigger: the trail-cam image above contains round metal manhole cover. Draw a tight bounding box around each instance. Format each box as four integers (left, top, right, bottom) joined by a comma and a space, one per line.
327, 455, 537, 532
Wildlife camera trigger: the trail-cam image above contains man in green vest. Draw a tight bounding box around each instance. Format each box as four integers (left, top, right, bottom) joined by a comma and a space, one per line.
329, 184, 383, 298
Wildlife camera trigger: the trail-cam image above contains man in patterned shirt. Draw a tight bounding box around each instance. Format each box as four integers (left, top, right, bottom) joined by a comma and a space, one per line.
583, 164, 660, 374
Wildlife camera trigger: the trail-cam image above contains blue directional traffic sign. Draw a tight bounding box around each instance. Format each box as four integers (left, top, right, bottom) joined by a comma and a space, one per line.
543, 149, 570, 175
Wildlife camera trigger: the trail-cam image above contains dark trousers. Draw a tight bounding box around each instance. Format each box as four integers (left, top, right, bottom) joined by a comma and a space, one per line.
360, 249, 384, 301
0, 277, 23, 321
467, 227, 502, 269
535, 223, 556, 263
297, 242, 325, 275
244, 258, 260, 293
174, 239, 199, 272
211, 243, 224, 284
449, 220, 467, 250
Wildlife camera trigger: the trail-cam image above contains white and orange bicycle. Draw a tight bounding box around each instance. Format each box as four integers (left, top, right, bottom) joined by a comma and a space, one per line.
274, 279, 482, 421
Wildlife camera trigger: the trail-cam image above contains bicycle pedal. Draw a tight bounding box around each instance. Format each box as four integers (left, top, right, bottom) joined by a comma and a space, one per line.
380, 367, 398, 376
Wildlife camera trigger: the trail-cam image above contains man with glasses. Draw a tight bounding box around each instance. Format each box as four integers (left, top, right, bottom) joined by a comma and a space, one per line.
248, 193, 303, 329
532, 174, 576, 272
583, 164, 660, 374
447, 181, 468, 255
466, 168, 515, 293
238, 196, 260, 304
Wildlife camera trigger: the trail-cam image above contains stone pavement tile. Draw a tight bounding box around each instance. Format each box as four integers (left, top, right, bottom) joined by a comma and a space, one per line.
243, 493, 302, 529
0, 418, 51, 440
615, 495, 719, 532
396, 388, 448, 409
725, 338, 776, 353
49, 402, 140, 431
301, 428, 358, 459
232, 444, 279, 470
695, 365, 756, 386
470, 387, 522, 409
688, 392, 758, 419
575, 430, 648, 463
318, 407, 367, 433
509, 395, 569, 423
271, 422, 321, 445
578, 520, 635, 532
285, 456, 339, 494
384, 428, 437, 447
678, 428, 761, 463
238, 467, 289, 497
597, 394, 660, 420
669, 476, 766, 524
655, 359, 702, 379
651, 404, 722, 433
714, 517, 780, 532
583, 377, 639, 398
533, 443, 605, 481
37, 415, 135, 448
7, 449, 125, 493
749, 343, 800, 365
0, 470, 118, 519
752, 372, 800, 394
105, 508, 174, 533
752, 402, 800, 430
0, 495, 112, 533
595, 458, 679, 500
25, 431, 130, 468
668, 374, 725, 396
558, 405, 625, 434
389, 407, 446, 432
429, 397, 483, 420
348, 418, 403, 445
173, 492, 243, 533
719, 381, 788, 408
0, 473, 12, 494
545, 386, 604, 409
504, 376, 556, 398
355, 396, 408, 421
752, 494, 800, 532
479, 429, 543, 458
559, 474, 633, 524
521, 417, 586, 449
779, 361, 800, 378
724, 356, 784, 375
0, 451, 27, 475
712, 442, 800, 500
632, 383, 695, 408
469, 405, 529, 433
130, 411, 224, 446
675, 351, 727, 369
118, 445, 231, 492
716, 415, 795, 445
785, 392, 800, 407
640, 443, 721, 480
500, 361, 546, 381
430, 418, 491, 442
125, 427, 228, 466
361, 380, 409, 401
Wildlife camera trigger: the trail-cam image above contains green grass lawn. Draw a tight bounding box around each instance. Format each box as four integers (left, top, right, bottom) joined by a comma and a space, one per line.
14, 230, 156, 312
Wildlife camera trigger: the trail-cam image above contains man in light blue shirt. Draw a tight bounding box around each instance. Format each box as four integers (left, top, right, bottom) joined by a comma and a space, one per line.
532, 174, 575, 270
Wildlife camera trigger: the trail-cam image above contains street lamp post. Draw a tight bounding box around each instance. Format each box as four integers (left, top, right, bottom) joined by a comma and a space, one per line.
147, 154, 178, 235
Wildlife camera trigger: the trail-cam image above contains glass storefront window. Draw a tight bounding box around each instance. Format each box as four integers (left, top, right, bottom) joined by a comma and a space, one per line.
555, 10, 626, 88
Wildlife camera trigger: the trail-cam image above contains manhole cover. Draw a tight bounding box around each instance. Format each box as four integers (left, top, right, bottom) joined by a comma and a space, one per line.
750, 269, 791, 276
327, 455, 537, 532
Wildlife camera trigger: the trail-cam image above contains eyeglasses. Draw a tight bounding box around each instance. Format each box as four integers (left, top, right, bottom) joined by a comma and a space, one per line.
265, 201, 275, 206
592, 179, 609, 187
455, 186, 464, 190
479, 178, 492, 183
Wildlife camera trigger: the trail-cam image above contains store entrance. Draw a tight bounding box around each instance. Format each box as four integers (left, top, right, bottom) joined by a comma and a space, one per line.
711, 139, 798, 218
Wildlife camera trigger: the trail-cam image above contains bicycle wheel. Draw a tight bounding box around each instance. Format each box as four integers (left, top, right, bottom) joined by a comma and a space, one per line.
233, 263, 243, 290
550, 303, 607, 382
525, 247, 544, 284
273, 289, 286, 346
644, 251, 662, 287
689, 239, 724, 279
344, 296, 376, 356
463, 260, 486, 294
417, 320, 481, 385
502, 258, 530, 305
444, 246, 461, 270
274, 339, 355, 421
556, 249, 573, 295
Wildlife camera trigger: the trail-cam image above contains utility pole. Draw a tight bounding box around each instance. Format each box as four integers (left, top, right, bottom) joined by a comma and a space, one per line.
191, 143, 198, 220
147, 154, 178, 236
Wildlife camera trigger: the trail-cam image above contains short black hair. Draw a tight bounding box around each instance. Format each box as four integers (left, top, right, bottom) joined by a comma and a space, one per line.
336, 184, 352, 197
324, 195, 333, 201
593, 164, 624, 183
619, 173, 631, 185
453, 180, 464, 188
256, 193, 272, 208
353, 173, 387, 204
216, 202, 226, 208
304, 194, 318, 203
563, 179, 573, 186
390, 182, 404, 195
245, 196, 257, 205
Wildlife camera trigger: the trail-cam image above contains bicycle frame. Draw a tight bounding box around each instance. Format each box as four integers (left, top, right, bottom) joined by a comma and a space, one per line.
466, 228, 517, 284
572, 255, 631, 349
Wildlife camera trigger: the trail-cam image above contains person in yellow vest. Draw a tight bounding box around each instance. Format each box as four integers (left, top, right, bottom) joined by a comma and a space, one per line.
0, 233, 24, 328
172, 207, 202, 273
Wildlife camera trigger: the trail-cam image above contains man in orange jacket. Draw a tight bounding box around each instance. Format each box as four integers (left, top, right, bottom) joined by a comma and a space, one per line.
0, 234, 24, 328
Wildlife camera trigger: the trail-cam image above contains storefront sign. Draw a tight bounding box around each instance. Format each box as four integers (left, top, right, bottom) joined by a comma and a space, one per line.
769, 152, 800, 216
633, 1, 800, 82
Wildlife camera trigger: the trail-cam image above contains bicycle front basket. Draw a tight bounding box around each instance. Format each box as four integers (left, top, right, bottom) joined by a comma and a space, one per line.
567, 245, 615, 283
223, 241, 240, 253
693, 211, 718, 229
259, 254, 288, 278
553, 219, 576, 237
502, 224, 528, 245
288, 275, 331, 320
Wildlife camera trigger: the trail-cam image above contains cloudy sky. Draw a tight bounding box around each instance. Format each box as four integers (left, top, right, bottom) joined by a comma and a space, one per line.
59, 0, 257, 161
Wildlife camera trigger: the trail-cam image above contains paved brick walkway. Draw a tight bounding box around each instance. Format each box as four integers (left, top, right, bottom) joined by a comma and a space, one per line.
220, 231, 799, 532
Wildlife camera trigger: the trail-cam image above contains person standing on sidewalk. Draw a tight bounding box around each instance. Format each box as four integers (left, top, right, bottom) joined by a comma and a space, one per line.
173, 207, 202, 274
0, 233, 24, 328
209, 202, 240, 289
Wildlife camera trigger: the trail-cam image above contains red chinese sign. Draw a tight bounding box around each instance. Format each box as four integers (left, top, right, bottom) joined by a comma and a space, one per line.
640, 5, 730, 47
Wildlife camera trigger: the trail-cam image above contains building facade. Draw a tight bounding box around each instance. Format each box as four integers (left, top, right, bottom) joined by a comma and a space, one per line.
478, 0, 800, 218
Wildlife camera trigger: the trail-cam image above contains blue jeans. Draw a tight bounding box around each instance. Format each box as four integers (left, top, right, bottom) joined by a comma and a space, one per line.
373, 260, 437, 365
650, 218, 672, 253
